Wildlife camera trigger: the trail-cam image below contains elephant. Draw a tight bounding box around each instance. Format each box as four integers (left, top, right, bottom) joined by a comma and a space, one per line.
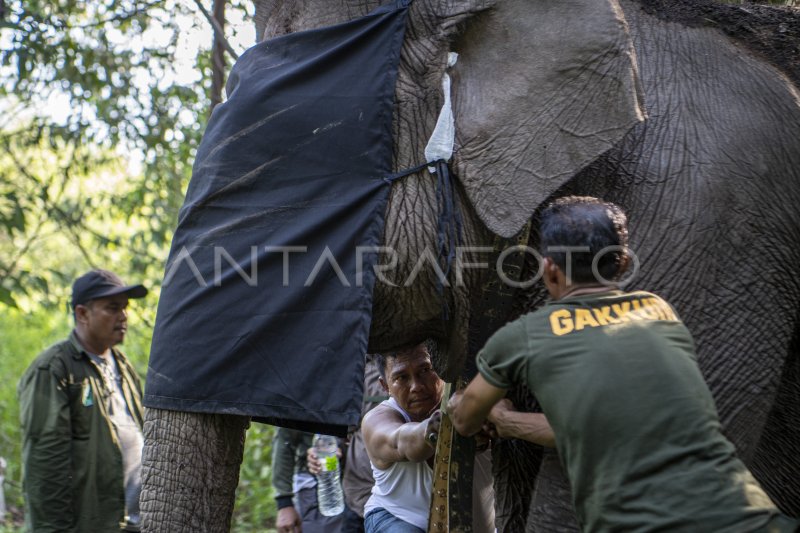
141, 0, 800, 531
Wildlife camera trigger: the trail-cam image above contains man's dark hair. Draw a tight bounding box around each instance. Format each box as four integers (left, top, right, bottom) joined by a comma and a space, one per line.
539, 196, 629, 284
374, 340, 434, 381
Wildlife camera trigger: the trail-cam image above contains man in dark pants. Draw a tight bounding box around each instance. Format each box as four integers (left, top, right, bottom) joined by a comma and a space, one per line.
272, 427, 344, 533
19, 269, 147, 532
449, 196, 798, 532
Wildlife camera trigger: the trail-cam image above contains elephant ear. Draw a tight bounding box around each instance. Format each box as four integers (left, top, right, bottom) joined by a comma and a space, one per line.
451, 0, 645, 237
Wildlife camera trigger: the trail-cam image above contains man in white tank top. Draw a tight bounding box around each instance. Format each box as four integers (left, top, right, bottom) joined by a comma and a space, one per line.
361, 343, 443, 532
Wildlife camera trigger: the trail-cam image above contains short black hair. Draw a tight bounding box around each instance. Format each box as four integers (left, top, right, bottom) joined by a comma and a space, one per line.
374, 341, 433, 380
539, 196, 629, 284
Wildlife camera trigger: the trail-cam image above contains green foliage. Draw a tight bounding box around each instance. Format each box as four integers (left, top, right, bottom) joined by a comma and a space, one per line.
0, 0, 278, 528
0, 127, 138, 309
0, 0, 212, 302
2, 0, 197, 147
232, 423, 278, 532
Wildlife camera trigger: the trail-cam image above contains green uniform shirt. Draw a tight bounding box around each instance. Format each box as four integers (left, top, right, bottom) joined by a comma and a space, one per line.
18, 331, 144, 533
477, 290, 780, 532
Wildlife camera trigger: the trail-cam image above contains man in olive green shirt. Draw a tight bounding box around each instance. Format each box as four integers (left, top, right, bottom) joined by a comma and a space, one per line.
18, 270, 147, 532
449, 196, 796, 532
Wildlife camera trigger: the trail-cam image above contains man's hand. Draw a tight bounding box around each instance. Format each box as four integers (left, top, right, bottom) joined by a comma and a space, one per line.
276, 505, 302, 533
446, 389, 462, 415
485, 398, 556, 447
474, 426, 492, 451
486, 398, 516, 439
424, 409, 442, 446
306, 445, 341, 476
307, 447, 321, 476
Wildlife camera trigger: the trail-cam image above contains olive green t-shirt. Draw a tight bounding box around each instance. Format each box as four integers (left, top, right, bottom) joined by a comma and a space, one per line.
477, 290, 779, 532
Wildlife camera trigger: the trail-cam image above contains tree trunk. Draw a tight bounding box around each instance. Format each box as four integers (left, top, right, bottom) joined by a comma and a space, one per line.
210, 0, 227, 114
140, 408, 249, 532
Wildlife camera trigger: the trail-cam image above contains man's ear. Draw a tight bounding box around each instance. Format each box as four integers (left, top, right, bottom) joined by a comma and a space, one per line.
74, 304, 89, 324
542, 257, 560, 286
379, 377, 389, 394
616, 250, 631, 279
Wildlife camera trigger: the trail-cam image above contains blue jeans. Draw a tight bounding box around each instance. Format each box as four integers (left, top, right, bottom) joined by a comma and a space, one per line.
364, 508, 424, 533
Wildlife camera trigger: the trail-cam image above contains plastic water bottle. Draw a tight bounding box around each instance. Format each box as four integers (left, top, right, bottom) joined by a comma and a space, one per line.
313, 434, 345, 516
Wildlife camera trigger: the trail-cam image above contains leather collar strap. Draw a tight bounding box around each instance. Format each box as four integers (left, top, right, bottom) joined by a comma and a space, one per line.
428, 382, 454, 532
428, 220, 533, 532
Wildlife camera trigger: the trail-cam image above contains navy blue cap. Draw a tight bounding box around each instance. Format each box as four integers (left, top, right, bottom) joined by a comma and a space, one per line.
71, 269, 148, 309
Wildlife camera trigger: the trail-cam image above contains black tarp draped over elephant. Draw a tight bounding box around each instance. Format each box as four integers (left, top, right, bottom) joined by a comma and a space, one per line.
140, 0, 800, 531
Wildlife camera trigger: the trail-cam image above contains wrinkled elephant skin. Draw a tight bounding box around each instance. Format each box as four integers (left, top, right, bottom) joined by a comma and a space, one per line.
142, 0, 800, 531
141, 410, 248, 531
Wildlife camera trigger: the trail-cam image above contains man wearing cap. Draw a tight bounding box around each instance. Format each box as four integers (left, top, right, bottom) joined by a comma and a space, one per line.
18, 269, 148, 532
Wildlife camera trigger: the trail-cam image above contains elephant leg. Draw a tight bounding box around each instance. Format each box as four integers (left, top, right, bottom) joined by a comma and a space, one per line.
527, 450, 579, 533
750, 327, 800, 517
491, 437, 542, 532
141, 408, 249, 532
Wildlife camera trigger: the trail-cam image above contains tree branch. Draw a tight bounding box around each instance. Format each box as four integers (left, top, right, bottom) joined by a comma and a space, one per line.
192, 0, 239, 60
62, 220, 98, 269
210, 0, 227, 113
1, 143, 67, 281
3, 138, 162, 271
71, 0, 167, 29
0, 219, 46, 283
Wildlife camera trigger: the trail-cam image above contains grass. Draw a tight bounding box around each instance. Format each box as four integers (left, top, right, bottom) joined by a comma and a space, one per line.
0, 306, 279, 531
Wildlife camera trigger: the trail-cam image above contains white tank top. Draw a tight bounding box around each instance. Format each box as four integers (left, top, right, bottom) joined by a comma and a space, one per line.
363, 398, 433, 530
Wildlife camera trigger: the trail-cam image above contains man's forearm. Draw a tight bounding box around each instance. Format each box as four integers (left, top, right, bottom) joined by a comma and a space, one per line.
491, 411, 556, 448
394, 420, 435, 462
449, 375, 507, 437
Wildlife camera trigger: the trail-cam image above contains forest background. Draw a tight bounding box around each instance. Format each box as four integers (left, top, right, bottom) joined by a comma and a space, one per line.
0, 0, 275, 530
0, 0, 797, 531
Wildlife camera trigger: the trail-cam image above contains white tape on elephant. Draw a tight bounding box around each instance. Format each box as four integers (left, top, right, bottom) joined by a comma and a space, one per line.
425, 52, 458, 172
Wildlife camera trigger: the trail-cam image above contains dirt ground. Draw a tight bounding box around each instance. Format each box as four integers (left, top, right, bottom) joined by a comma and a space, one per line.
638, 0, 800, 87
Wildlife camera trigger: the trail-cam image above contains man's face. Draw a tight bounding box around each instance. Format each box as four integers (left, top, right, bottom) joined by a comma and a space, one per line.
77, 294, 130, 351
380, 344, 444, 422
